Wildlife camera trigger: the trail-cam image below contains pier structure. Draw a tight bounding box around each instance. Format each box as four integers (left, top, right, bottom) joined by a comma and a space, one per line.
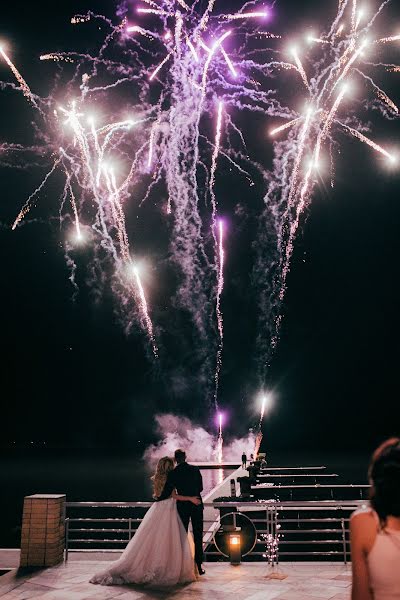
0, 460, 365, 598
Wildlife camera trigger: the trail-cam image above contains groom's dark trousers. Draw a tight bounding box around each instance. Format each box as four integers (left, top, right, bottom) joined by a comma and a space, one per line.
158, 461, 204, 567
176, 501, 204, 568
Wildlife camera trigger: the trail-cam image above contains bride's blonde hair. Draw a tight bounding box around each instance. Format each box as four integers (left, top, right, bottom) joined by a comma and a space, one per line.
151, 456, 174, 499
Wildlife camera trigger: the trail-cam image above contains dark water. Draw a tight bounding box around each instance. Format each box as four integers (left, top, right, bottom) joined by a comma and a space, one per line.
0, 450, 233, 548
0, 449, 370, 548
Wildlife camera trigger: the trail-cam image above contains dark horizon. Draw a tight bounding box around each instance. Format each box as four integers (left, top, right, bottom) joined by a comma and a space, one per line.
1, 0, 400, 454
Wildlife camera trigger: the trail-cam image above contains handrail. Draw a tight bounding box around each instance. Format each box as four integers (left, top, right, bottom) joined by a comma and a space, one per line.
66, 499, 367, 510
65, 499, 364, 565
257, 474, 339, 478
259, 466, 327, 471
67, 501, 153, 508
253, 484, 370, 489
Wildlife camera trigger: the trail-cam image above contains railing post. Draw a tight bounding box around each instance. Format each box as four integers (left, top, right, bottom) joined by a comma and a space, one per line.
65, 518, 69, 562
128, 517, 132, 541
341, 517, 347, 565
274, 507, 279, 566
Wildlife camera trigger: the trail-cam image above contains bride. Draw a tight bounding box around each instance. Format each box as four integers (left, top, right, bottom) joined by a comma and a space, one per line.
90, 456, 200, 588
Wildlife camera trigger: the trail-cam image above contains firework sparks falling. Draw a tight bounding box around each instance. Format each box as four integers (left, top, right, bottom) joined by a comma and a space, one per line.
255, 0, 400, 379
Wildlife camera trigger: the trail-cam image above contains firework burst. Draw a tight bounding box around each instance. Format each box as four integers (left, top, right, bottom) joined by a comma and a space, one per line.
255, 0, 399, 381
0, 1, 280, 399
1, 0, 398, 409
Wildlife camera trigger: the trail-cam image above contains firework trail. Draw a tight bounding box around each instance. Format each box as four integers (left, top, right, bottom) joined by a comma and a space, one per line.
210, 101, 224, 225
12, 159, 62, 230
132, 265, 159, 357
216, 412, 223, 464
210, 101, 224, 405
255, 0, 399, 381
216, 221, 225, 343
254, 395, 267, 457
291, 47, 311, 92
67, 181, 82, 241
0, 45, 39, 109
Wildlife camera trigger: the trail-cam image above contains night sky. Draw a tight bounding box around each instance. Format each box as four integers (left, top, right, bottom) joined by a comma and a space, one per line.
1, 0, 399, 453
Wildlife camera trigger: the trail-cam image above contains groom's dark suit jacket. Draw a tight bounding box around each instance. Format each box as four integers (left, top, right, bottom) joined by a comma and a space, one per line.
157, 461, 204, 566
157, 462, 203, 503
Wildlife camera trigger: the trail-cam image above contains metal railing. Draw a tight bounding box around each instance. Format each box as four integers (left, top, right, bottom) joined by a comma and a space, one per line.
65, 499, 366, 563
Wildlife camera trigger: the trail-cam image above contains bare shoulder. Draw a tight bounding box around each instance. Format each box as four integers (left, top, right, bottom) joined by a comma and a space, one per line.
350, 508, 378, 553
351, 508, 376, 528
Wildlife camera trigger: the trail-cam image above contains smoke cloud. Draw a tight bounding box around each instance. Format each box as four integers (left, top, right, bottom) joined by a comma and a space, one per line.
144, 413, 256, 465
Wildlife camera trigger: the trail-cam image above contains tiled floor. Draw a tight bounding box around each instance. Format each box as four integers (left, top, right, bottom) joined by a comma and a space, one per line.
0, 557, 351, 600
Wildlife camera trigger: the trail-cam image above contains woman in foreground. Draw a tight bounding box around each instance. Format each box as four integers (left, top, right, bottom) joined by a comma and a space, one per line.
350, 438, 400, 600
90, 456, 199, 587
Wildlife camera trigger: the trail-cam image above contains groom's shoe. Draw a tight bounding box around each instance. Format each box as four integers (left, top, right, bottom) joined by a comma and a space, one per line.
197, 565, 206, 575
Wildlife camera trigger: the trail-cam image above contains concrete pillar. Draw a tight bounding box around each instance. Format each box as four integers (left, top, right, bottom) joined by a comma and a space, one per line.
20, 494, 66, 568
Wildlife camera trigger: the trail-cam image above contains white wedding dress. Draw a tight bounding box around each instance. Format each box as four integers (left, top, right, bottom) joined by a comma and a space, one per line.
90, 498, 196, 588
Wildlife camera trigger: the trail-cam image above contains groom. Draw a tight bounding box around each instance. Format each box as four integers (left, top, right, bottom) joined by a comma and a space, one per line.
158, 448, 205, 575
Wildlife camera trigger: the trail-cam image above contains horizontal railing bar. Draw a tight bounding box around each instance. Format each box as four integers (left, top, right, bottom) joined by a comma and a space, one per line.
253, 484, 370, 489
214, 501, 365, 507
68, 518, 136, 523
204, 550, 348, 556
262, 529, 344, 534
67, 549, 123, 553
278, 551, 350, 556
68, 539, 128, 544
259, 467, 327, 471
66, 547, 353, 557
276, 517, 350, 523
66, 500, 365, 509
251, 518, 349, 523
68, 529, 132, 534
257, 474, 339, 478
272, 507, 359, 511
68, 517, 351, 527
276, 540, 348, 545
66, 502, 153, 508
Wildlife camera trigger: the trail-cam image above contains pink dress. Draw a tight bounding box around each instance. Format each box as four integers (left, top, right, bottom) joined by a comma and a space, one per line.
367, 527, 400, 600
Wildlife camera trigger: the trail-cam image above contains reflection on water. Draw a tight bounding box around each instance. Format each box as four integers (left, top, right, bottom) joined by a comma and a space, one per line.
202, 468, 231, 495
218, 468, 224, 486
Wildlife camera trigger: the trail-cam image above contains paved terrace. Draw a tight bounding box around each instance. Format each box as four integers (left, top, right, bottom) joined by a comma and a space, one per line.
0, 551, 352, 599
